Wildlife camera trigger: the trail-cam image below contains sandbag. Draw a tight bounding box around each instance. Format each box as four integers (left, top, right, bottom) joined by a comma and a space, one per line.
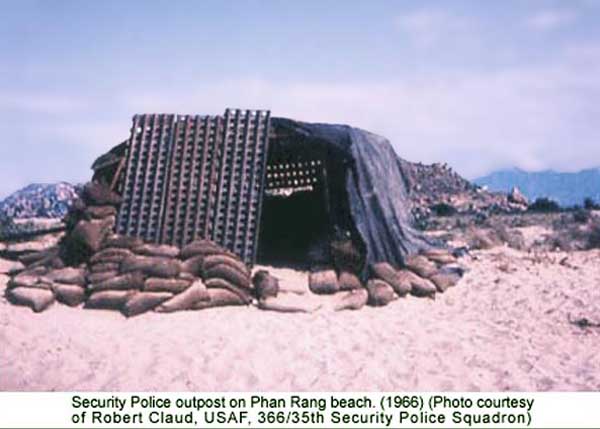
178, 272, 195, 281
87, 270, 118, 285
84, 205, 117, 220
18, 249, 53, 266
82, 182, 122, 206
7, 287, 55, 312
122, 291, 173, 317
89, 272, 145, 292
69, 218, 114, 254
366, 279, 396, 307
22, 248, 59, 268
404, 255, 438, 279
309, 268, 339, 294
102, 235, 144, 250
332, 289, 368, 311
53, 284, 86, 306
203, 264, 250, 289
338, 271, 362, 291
8, 274, 41, 289
85, 290, 136, 310
180, 240, 223, 260
120, 255, 181, 278
90, 248, 133, 264
192, 288, 248, 309
202, 253, 249, 277
133, 244, 180, 258
28, 254, 65, 270
422, 249, 457, 265
397, 270, 437, 297
370, 262, 411, 296
181, 255, 205, 277
144, 277, 192, 294
155, 280, 209, 313
252, 270, 279, 299
90, 262, 120, 273
18, 265, 49, 277
204, 278, 253, 304
44, 267, 86, 286
429, 272, 461, 293
0, 258, 24, 275
258, 294, 321, 313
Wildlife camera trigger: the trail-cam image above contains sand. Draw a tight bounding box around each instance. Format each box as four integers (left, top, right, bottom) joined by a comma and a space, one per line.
1, 247, 599, 391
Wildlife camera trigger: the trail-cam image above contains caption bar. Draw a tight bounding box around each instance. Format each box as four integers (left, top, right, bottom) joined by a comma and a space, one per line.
1, 392, 600, 428
70, 394, 533, 427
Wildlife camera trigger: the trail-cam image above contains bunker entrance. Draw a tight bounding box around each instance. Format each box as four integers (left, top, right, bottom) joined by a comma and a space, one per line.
257, 153, 333, 268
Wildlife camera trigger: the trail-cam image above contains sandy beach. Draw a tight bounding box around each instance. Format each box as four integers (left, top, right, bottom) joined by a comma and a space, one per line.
1, 246, 599, 392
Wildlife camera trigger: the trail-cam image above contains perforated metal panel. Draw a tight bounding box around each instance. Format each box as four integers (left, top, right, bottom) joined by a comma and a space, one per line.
265, 160, 325, 197
116, 109, 271, 265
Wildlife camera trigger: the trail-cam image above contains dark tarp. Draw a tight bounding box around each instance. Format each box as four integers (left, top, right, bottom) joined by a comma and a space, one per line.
271, 118, 436, 268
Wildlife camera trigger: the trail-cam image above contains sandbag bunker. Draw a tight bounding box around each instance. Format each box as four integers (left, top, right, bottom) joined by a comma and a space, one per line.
5, 109, 465, 315
5, 183, 463, 315
5, 184, 252, 315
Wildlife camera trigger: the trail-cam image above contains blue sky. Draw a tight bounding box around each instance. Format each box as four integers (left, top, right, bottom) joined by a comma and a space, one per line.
1, 0, 600, 197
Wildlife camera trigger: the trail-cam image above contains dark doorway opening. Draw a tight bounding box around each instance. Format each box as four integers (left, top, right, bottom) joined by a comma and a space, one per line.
257, 157, 332, 268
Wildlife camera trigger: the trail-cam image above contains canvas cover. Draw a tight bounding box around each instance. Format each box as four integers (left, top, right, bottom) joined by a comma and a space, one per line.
271, 118, 435, 267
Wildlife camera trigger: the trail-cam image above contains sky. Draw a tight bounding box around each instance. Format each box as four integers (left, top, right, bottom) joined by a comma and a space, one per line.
1, 0, 600, 198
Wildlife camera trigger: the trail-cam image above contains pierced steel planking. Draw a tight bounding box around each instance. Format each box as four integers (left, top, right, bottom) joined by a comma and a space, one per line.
116, 109, 271, 265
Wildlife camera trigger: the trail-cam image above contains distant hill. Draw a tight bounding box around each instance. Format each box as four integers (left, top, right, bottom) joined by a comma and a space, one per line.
0, 182, 80, 219
474, 167, 600, 207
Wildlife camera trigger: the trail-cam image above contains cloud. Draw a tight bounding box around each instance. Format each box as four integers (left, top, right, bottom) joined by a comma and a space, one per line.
394, 8, 471, 48
119, 51, 600, 179
526, 9, 578, 31
2, 43, 600, 199
0, 93, 85, 114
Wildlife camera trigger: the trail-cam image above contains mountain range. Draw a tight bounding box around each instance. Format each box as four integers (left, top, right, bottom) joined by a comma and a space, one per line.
474, 167, 600, 207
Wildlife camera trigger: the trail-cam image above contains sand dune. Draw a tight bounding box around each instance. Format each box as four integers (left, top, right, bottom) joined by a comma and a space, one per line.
1, 248, 599, 391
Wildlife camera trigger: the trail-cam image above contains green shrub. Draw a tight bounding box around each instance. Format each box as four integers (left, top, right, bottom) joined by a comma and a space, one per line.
430, 202, 457, 217
584, 198, 599, 210
588, 219, 600, 249
528, 197, 561, 213
573, 208, 591, 224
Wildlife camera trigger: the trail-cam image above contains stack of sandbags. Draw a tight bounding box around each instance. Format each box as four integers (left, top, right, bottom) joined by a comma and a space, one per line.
5, 271, 55, 312
396, 269, 437, 297
82, 236, 253, 315
369, 262, 412, 297
5, 244, 84, 312
309, 266, 365, 292
364, 249, 465, 302
180, 240, 253, 307
363, 249, 465, 300
308, 264, 369, 310
61, 182, 121, 265
45, 267, 87, 306
18, 247, 64, 271
85, 241, 179, 316
368, 260, 439, 302
407, 249, 465, 293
